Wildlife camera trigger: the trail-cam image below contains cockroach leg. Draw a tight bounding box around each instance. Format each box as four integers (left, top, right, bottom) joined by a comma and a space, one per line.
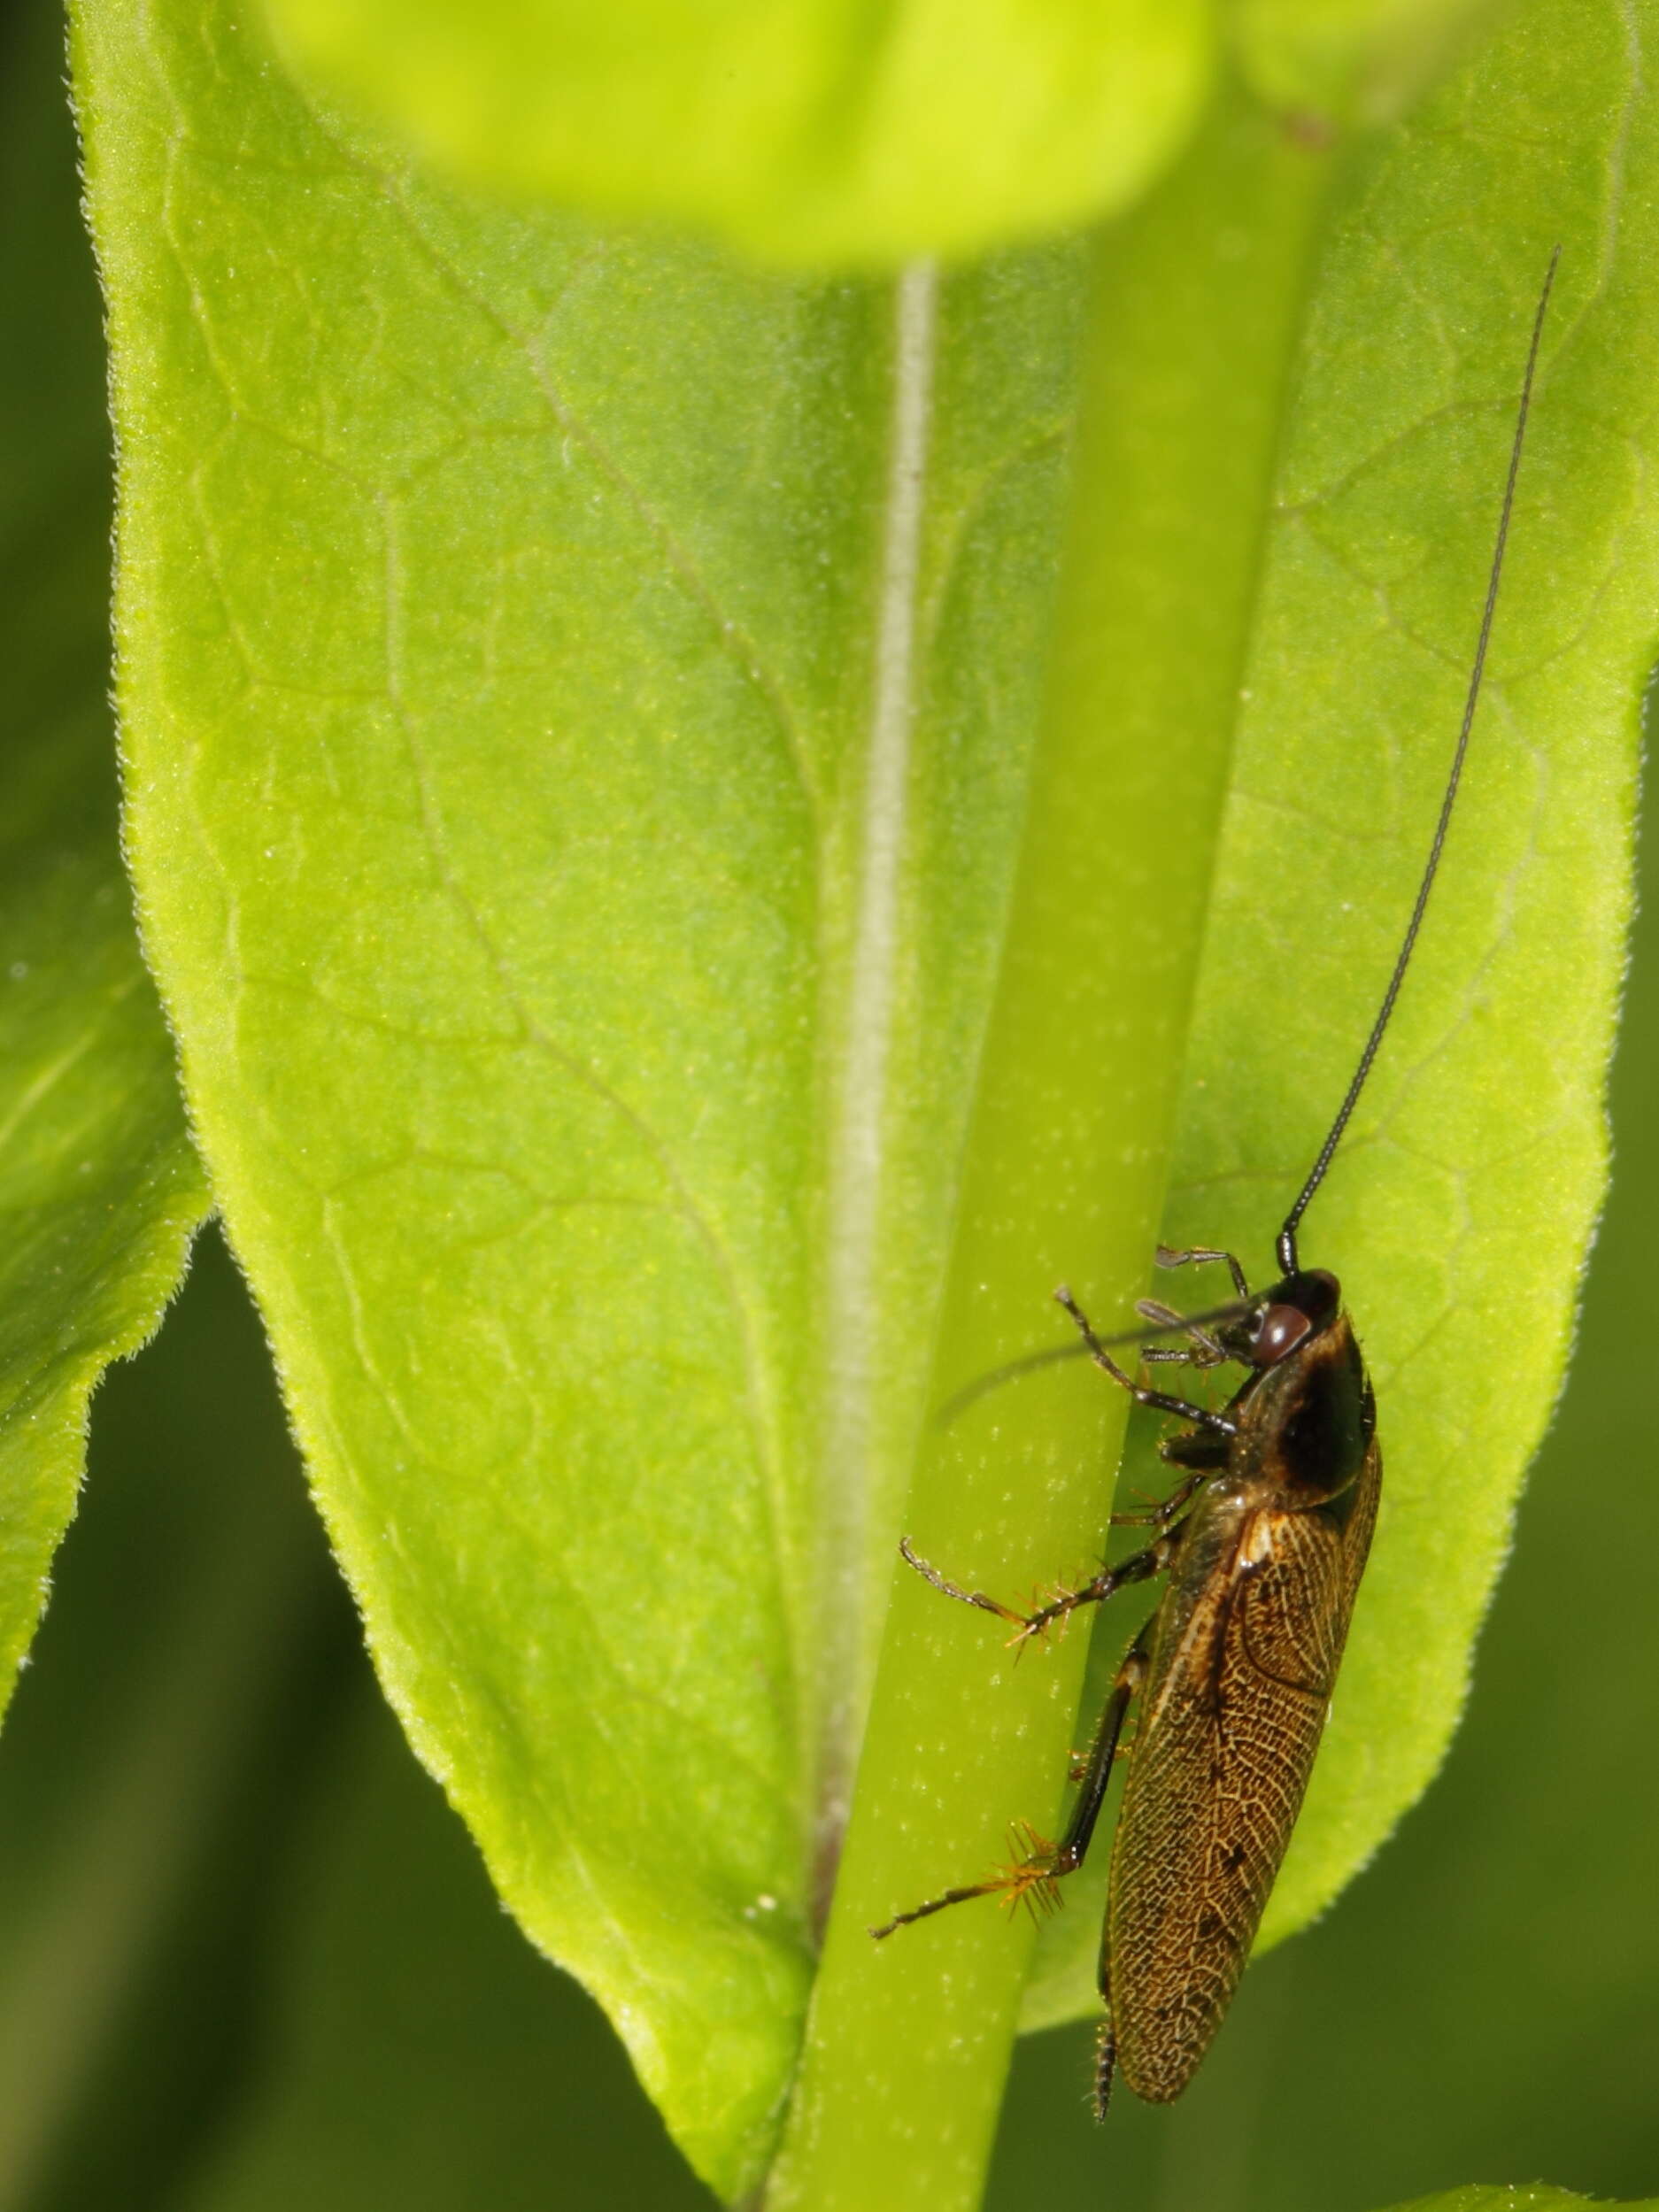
1009, 1527, 1182, 1648
1079, 1653, 1153, 2128
869, 1642, 1149, 1943
1056, 1286, 1237, 1436
866, 1826, 1059, 1939
1109, 1467, 1208, 1528
1158, 1427, 1233, 1474
1044, 1638, 1150, 1877
1136, 1297, 1227, 1366
1068, 1731, 1133, 1782
899, 1518, 1181, 1649
1155, 1244, 1251, 1301
896, 1535, 1029, 1629
867, 1816, 1071, 1937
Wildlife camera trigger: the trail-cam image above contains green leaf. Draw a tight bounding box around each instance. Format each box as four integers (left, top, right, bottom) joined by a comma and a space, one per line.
259, 0, 1215, 266
70, 0, 1092, 2188
0, 3, 207, 1725
1023, 0, 1656, 2029
71, 0, 1651, 2202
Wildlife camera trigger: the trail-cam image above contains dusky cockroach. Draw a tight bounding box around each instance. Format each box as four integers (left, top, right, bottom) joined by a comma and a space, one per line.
870, 250, 1559, 2119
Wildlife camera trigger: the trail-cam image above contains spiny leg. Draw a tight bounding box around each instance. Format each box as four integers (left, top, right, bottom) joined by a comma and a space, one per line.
896, 1535, 1031, 1630
1078, 1632, 1161, 2121
1159, 1426, 1233, 1474
1135, 1296, 1227, 1367
1155, 1243, 1250, 1301
1010, 1524, 1182, 1646
1108, 1464, 1209, 1529
1069, 1724, 1135, 1782
1053, 1640, 1148, 1873
897, 1521, 1183, 1648
1055, 1286, 1236, 1436
867, 1820, 1066, 1939
870, 1643, 1148, 1942
1110, 1414, 1233, 1528
1093, 2020, 1117, 2124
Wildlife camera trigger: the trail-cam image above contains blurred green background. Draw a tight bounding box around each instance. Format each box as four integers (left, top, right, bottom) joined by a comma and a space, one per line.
3, 0, 1655, 2203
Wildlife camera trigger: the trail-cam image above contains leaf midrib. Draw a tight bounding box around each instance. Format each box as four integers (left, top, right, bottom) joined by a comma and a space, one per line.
811, 258, 938, 1899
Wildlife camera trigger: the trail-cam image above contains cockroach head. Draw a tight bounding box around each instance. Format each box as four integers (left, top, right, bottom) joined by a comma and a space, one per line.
1222, 1268, 1341, 1369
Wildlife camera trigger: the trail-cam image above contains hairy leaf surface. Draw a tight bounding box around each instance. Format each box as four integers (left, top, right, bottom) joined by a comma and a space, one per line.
0, 4, 206, 1727
73, 0, 1088, 2185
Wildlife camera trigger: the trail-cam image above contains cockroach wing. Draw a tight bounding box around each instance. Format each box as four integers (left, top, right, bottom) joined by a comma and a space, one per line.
1107, 1434, 1382, 2103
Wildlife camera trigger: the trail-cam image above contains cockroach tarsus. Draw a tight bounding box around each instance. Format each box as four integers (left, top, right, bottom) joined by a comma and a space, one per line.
868, 250, 1561, 2122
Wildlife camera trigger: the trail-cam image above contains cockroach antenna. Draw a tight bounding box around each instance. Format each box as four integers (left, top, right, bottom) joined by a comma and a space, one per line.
876, 250, 1568, 2125
1277, 246, 1560, 1276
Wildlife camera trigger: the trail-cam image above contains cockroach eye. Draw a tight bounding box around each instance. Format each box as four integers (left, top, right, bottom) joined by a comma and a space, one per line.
1252, 1305, 1311, 1365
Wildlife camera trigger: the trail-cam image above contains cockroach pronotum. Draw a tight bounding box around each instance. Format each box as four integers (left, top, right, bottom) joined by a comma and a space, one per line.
870, 250, 1559, 2119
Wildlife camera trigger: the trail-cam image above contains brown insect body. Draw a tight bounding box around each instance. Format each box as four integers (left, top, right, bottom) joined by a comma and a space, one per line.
868, 253, 1558, 2119
1109, 1298, 1378, 2100
875, 1261, 1386, 2113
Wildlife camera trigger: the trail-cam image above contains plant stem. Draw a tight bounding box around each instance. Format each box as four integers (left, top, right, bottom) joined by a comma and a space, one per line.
766, 78, 1341, 2212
